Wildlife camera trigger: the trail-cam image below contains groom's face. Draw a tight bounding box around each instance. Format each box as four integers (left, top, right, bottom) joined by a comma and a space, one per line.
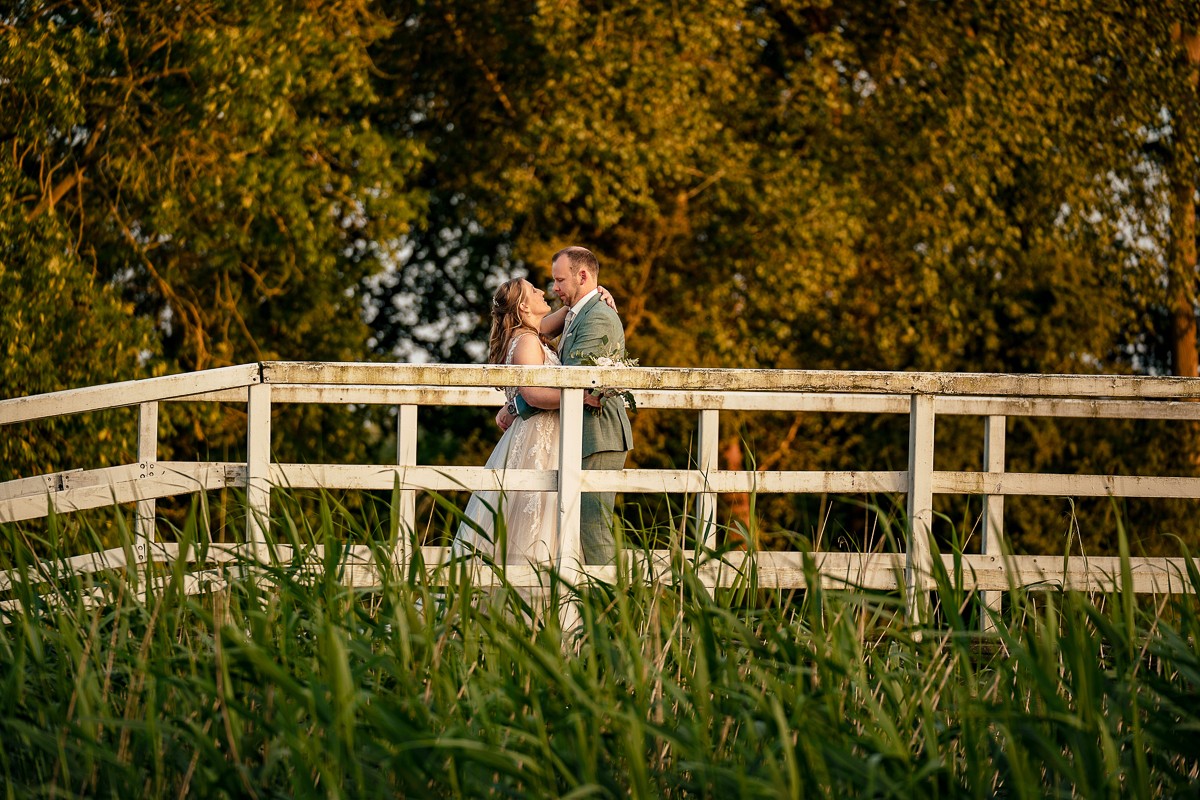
551, 256, 584, 306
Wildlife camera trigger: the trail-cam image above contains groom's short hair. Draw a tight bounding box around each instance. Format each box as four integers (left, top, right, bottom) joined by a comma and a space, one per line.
553, 246, 599, 278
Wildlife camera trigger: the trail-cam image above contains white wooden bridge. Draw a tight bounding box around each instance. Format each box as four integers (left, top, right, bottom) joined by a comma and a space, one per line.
2, 362, 1198, 620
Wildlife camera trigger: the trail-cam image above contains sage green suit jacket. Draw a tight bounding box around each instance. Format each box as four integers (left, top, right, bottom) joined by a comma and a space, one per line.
558, 295, 635, 458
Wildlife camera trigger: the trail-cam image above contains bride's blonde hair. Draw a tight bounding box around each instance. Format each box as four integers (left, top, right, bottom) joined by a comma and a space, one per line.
488, 278, 546, 364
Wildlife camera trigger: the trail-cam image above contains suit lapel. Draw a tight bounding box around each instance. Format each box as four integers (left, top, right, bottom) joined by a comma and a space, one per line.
560, 295, 600, 363
557, 320, 571, 359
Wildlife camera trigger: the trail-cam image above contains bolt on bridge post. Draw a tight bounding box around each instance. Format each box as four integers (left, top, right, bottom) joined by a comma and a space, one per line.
135, 402, 158, 565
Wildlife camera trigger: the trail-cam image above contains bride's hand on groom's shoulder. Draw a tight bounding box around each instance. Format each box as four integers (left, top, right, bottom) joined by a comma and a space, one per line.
598, 286, 618, 313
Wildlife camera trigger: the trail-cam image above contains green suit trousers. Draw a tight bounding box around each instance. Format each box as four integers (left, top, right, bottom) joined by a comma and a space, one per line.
580, 449, 628, 564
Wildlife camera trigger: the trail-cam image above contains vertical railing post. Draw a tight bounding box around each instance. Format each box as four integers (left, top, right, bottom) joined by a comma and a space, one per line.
136, 401, 158, 564
557, 388, 585, 628
395, 404, 418, 560
980, 415, 1006, 631
694, 409, 719, 549
246, 382, 272, 563
905, 393, 936, 621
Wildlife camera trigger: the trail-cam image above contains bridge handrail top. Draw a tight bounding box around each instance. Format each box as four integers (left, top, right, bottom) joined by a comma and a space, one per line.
0, 364, 263, 425
5, 361, 1200, 425
259, 360, 1200, 399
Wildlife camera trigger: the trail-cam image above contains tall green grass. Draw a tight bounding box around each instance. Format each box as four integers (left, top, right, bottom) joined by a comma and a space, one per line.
1, 497, 1198, 798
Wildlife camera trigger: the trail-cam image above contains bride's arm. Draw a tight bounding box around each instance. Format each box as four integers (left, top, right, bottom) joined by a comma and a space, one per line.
513, 335, 561, 409
513, 335, 600, 410
540, 307, 568, 338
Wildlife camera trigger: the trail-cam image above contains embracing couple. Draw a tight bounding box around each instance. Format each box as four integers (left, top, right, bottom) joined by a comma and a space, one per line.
453, 246, 634, 566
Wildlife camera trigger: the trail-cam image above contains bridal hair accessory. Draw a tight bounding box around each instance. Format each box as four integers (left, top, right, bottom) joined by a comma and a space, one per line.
571, 336, 639, 418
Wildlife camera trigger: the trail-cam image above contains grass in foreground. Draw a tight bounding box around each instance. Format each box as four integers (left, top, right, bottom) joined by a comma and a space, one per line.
1, 499, 1199, 798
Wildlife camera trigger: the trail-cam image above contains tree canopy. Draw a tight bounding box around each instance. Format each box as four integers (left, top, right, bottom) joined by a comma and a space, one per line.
3, 0, 1199, 551
2, 0, 425, 469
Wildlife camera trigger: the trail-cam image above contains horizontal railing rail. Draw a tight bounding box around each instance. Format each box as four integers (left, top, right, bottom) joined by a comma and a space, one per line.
3, 361, 1199, 623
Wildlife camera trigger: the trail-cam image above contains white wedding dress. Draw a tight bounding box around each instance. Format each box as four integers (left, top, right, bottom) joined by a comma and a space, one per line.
453, 334, 561, 564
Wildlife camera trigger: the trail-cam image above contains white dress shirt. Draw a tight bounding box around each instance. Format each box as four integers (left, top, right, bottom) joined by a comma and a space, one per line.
565, 289, 599, 335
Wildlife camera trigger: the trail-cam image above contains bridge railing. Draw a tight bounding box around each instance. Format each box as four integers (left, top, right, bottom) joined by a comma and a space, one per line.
2, 362, 1199, 619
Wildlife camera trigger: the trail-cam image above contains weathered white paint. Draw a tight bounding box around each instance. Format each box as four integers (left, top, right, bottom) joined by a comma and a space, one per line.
579, 469, 908, 494
557, 389, 585, 584
269, 464, 557, 492
934, 471, 1200, 499
0, 542, 172, 593
0, 541, 247, 597
980, 416, 1006, 631
135, 402, 158, 564
5, 360, 1200, 609
0, 568, 232, 614
936, 395, 1200, 420
695, 409, 719, 547
246, 383, 271, 562
167, 385, 1200, 420
21, 462, 902, 497
263, 549, 1194, 594
396, 404, 418, 554
906, 394, 936, 618
556, 389, 586, 630
0, 471, 81, 502
6, 543, 1188, 599
632, 391, 910, 414
260, 361, 1200, 399
241, 549, 1195, 594
0, 364, 260, 425
0, 463, 229, 523
170, 385, 500, 406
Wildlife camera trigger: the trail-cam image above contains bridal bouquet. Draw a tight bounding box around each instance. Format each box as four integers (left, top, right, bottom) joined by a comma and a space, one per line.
573, 338, 638, 417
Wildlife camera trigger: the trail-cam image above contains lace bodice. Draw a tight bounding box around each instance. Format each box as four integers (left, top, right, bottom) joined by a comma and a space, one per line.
504, 333, 560, 403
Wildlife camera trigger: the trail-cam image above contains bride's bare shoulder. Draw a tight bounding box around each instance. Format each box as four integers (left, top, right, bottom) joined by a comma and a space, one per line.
510, 332, 548, 366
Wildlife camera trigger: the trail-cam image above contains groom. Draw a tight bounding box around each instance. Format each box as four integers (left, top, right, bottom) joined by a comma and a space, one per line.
496, 246, 634, 564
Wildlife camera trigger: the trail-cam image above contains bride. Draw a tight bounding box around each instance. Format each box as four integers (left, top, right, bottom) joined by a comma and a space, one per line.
453, 277, 604, 564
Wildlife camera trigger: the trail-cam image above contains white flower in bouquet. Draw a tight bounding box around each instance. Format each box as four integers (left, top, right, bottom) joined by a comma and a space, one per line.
571, 337, 638, 417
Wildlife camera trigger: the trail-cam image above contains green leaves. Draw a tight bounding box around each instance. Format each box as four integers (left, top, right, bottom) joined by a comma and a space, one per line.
3, 504, 1200, 795
2, 1, 426, 374
5, 0, 1200, 551
1, 0, 430, 475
